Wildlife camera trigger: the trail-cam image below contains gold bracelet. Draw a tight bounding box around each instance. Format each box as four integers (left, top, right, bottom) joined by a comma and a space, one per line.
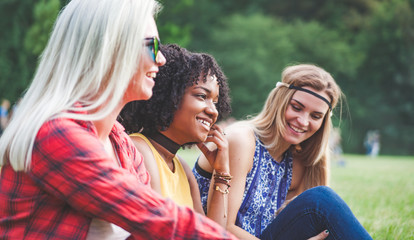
214, 185, 229, 218
214, 185, 229, 194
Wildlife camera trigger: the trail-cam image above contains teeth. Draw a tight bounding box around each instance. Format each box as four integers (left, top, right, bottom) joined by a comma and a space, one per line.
291, 125, 305, 133
146, 72, 156, 78
197, 119, 211, 127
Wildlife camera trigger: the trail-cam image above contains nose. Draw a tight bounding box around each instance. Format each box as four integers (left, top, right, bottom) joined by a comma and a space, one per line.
157, 50, 166, 66
297, 114, 309, 127
205, 101, 219, 122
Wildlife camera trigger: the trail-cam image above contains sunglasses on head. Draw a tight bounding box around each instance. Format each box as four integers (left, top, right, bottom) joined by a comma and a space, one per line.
144, 37, 161, 64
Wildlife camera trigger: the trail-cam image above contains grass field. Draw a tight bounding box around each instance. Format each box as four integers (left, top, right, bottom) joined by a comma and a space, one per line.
330, 155, 414, 239
178, 148, 414, 239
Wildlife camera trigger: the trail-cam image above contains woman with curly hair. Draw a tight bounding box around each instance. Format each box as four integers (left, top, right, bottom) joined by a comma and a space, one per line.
120, 44, 232, 226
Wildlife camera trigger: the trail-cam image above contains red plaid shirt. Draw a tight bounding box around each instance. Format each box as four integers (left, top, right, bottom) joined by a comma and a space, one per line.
0, 116, 237, 240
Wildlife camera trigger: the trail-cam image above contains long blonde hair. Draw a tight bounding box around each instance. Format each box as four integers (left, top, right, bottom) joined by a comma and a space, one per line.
0, 0, 161, 171
248, 64, 342, 188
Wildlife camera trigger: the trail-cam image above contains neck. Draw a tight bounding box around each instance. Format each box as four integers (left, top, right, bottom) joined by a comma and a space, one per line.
92, 103, 123, 142
145, 130, 181, 155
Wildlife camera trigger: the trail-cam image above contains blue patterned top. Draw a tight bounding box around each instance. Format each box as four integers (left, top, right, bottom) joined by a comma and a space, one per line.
192, 136, 293, 237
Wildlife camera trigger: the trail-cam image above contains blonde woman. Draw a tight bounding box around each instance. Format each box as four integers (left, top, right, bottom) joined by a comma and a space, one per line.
0, 0, 236, 239
194, 64, 372, 239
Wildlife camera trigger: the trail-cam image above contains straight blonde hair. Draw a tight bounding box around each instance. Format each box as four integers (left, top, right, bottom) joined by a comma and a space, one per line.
248, 64, 342, 188
0, 0, 161, 171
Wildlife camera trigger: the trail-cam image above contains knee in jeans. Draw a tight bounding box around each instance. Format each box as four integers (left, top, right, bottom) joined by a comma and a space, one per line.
307, 186, 335, 197
304, 186, 343, 207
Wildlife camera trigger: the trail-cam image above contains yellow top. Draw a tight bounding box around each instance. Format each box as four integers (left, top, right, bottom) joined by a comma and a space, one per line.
130, 133, 193, 209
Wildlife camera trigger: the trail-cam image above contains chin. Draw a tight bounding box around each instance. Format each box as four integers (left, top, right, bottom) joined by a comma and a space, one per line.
139, 92, 153, 101
282, 136, 300, 145
195, 134, 208, 143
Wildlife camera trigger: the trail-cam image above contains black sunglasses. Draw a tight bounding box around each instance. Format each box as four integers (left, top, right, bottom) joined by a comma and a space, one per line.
144, 37, 161, 64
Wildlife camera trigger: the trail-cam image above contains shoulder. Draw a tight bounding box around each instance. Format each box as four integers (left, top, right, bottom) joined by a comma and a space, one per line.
225, 121, 256, 173
38, 117, 94, 137
35, 117, 101, 155
130, 134, 150, 152
225, 122, 256, 153
129, 134, 157, 166
31, 118, 111, 178
226, 121, 255, 138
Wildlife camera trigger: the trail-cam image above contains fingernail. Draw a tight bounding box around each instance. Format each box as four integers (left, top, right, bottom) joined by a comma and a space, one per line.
325, 230, 329, 234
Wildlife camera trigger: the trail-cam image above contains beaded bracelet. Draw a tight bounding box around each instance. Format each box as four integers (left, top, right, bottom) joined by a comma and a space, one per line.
214, 172, 233, 187
214, 172, 233, 180
214, 178, 231, 188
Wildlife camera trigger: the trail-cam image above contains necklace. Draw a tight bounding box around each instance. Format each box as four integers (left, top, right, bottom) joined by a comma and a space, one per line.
145, 131, 181, 155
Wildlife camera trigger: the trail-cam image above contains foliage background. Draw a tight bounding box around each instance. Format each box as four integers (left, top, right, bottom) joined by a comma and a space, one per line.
1, 0, 413, 155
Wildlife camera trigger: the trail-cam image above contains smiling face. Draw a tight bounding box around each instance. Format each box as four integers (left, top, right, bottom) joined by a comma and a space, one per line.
282, 87, 330, 145
124, 17, 166, 103
163, 75, 219, 145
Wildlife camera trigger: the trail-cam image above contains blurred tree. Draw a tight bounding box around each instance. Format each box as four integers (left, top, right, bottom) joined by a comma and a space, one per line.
206, 14, 358, 120
157, 0, 228, 51
0, 0, 37, 103
157, 0, 196, 48
206, 14, 295, 118
24, 0, 60, 56
253, 0, 378, 30
349, 0, 414, 155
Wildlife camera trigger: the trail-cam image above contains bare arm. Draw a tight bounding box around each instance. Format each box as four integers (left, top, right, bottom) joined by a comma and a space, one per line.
224, 124, 260, 239
196, 124, 230, 227
197, 123, 258, 239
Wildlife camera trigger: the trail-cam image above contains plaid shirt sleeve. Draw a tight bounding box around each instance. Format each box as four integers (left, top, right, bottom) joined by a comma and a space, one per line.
26, 117, 237, 240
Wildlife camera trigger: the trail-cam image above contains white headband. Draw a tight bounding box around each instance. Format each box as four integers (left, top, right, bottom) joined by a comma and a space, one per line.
276, 82, 289, 88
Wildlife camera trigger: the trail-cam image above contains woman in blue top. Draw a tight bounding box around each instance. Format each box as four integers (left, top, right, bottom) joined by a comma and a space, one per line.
194, 64, 372, 239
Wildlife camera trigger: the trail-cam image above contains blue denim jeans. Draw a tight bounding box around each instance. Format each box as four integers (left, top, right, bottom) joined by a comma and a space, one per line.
260, 186, 373, 240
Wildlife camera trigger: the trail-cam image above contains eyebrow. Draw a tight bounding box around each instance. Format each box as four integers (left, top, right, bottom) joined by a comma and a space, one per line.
292, 99, 325, 115
193, 86, 212, 93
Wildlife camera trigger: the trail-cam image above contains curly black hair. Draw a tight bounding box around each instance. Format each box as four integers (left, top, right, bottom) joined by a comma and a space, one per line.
119, 44, 231, 134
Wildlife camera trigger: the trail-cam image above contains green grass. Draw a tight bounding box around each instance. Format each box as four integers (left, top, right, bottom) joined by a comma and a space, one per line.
330, 155, 414, 239
179, 149, 414, 239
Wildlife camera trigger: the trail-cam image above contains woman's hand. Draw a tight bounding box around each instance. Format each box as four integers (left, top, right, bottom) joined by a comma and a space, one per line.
196, 124, 229, 174
308, 230, 329, 240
